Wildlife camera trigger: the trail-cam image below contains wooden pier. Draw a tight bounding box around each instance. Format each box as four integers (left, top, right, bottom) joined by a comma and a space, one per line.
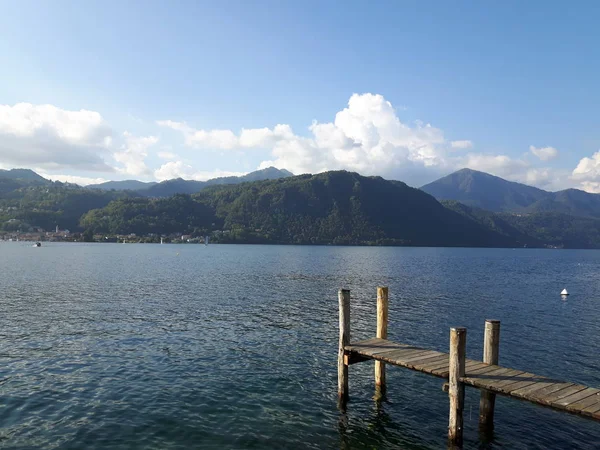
337, 288, 600, 446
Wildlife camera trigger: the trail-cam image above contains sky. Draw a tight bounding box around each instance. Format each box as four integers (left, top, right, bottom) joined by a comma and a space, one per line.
1, 1, 600, 191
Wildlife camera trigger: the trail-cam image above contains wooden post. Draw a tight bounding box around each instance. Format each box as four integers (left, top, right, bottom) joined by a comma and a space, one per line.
479, 320, 500, 430
338, 289, 351, 406
375, 286, 388, 391
448, 327, 466, 446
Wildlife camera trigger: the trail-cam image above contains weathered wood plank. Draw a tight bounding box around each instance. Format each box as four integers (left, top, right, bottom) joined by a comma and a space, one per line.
510, 379, 559, 397
555, 388, 600, 408
465, 360, 489, 372
492, 372, 541, 394
565, 391, 600, 412
542, 385, 589, 405
375, 347, 433, 363
463, 368, 525, 390
398, 350, 444, 364
526, 383, 576, 404
415, 354, 448, 369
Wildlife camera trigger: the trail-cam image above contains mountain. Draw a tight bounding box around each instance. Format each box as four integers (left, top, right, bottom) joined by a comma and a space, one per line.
138, 167, 293, 197
0, 168, 51, 195
0, 168, 49, 183
87, 180, 157, 191
443, 200, 600, 249
0, 183, 138, 232
421, 168, 548, 212
422, 168, 600, 219
81, 170, 517, 247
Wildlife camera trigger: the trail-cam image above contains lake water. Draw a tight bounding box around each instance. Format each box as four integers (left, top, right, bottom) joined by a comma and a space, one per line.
0, 243, 599, 449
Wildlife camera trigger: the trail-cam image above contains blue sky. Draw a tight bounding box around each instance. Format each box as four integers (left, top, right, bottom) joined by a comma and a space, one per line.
1, 1, 599, 190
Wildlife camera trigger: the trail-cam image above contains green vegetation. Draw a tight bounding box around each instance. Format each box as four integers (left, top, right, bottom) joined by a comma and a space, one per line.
422, 168, 600, 218
80, 194, 214, 236
81, 171, 514, 247
0, 183, 136, 232
5, 168, 600, 249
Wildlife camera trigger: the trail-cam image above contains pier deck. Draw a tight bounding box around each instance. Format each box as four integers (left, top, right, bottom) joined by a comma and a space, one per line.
346, 338, 600, 421
337, 287, 600, 446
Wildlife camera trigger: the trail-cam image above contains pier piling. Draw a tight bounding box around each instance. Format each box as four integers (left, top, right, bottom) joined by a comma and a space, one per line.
479, 320, 500, 431
338, 289, 351, 406
448, 327, 466, 446
375, 287, 388, 392
337, 287, 600, 444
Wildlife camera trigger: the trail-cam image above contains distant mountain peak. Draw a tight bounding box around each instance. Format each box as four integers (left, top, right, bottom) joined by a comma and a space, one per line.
0, 168, 49, 183
422, 168, 600, 218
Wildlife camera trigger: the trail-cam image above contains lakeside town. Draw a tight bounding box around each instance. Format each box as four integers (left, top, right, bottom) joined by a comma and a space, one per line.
0, 226, 216, 244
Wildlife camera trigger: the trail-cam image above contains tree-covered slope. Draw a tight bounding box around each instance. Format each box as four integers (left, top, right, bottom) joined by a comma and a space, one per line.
0, 184, 137, 232
421, 168, 549, 212
138, 167, 293, 197
82, 171, 517, 247
423, 168, 600, 219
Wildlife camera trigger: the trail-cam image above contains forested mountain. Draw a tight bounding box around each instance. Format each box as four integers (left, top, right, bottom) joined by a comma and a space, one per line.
0, 168, 51, 195
138, 167, 293, 197
0, 184, 138, 231
87, 180, 157, 191
0, 168, 49, 183
421, 169, 548, 212
422, 168, 600, 218
6, 167, 600, 248
81, 171, 517, 247
442, 200, 600, 249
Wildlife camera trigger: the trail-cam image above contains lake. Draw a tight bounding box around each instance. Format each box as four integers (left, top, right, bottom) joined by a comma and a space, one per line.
0, 243, 599, 449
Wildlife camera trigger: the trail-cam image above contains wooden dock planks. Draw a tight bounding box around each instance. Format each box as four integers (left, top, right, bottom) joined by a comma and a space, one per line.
346, 338, 600, 421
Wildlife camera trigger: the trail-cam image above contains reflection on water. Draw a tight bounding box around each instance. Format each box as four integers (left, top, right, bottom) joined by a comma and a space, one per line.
0, 243, 599, 449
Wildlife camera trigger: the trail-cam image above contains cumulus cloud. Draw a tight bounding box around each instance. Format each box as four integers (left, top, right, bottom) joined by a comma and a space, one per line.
40, 173, 110, 186
158, 93, 455, 177
113, 131, 158, 177
461, 153, 528, 178
570, 151, 600, 192
154, 160, 245, 181
451, 140, 473, 149
529, 145, 559, 161
0, 103, 114, 171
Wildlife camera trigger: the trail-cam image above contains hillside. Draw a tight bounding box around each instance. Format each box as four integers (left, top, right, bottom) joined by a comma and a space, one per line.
85, 167, 292, 196
421, 168, 548, 212
87, 180, 157, 191
0, 168, 51, 195
0, 184, 138, 232
81, 171, 517, 247
138, 167, 293, 197
422, 168, 600, 218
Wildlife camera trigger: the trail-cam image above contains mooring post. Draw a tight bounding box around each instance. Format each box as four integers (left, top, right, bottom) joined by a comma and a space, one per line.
338, 289, 351, 406
448, 327, 466, 447
375, 286, 389, 391
479, 320, 500, 430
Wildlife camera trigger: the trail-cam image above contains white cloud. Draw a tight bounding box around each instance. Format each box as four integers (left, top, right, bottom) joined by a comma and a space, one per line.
0, 102, 114, 171
529, 145, 559, 161
41, 173, 110, 186
158, 93, 453, 177
154, 160, 245, 181
461, 153, 528, 178
579, 181, 600, 194
451, 140, 473, 149
113, 131, 158, 177
570, 151, 600, 192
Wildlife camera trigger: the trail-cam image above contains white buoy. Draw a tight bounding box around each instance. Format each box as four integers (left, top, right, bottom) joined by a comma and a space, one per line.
561, 288, 569, 296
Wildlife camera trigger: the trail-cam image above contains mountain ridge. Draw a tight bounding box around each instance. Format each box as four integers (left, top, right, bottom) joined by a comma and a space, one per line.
422, 168, 600, 218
